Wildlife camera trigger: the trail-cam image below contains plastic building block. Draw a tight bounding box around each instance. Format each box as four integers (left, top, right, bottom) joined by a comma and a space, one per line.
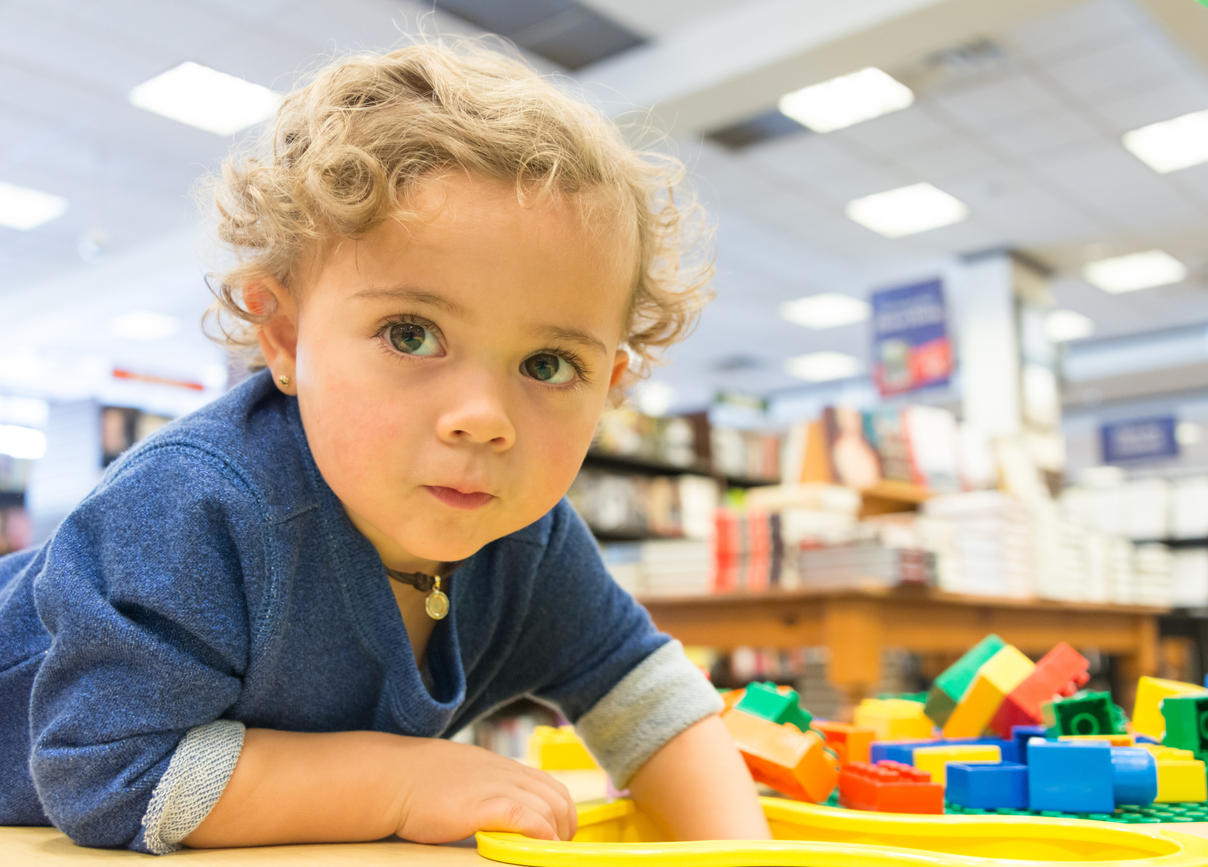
721, 707, 839, 803
720, 688, 746, 712
1042, 691, 1127, 737
838, 760, 944, 813
869, 738, 938, 764
1011, 725, 1047, 762
854, 698, 934, 740
1140, 745, 1208, 803
943, 645, 1035, 738
1134, 676, 1208, 739
924, 634, 1006, 727
528, 725, 599, 770
736, 681, 812, 731
873, 737, 1018, 766
1027, 740, 1115, 813
990, 642, 1090, 738
813, 721, 875, 765
945, 761, 1028, 809
1110, 747, 1158, 806
1160, 693, 1208, 759
912, 744, 1001, 787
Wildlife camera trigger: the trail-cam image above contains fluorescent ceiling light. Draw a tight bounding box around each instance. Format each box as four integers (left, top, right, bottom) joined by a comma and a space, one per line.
784, 352, 862, 382
1082, 250, 1187, 294
109, 311, 180, 342
637, 381, 674, 417
1045, 309, 1095, 342
1177, 421, 1202, 446
0, 424, 46, 460
129, 62, 281, 135
1123, 109, 1208, 173
846, 183, 968, 238
779, 293, 871, 329
779, 68, 914, 133
0, 395, 49, 427
0, 181, 68, 230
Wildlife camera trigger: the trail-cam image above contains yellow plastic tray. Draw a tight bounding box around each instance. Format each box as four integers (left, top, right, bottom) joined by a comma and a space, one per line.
476, 796, 1208, 866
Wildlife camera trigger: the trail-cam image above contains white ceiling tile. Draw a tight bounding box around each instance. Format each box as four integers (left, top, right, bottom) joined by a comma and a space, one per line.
1004, 0, 1144, 60
1089, 77, 1208, 134
824, 107, 953, 158
984, 110, 1102, 160
895, 140, 1003, 183
927, 71, 1065, 131
271, 0, 418, 53
747, 134, 907, 203
195, 28, 322, 92
1039, 29, 1189, 101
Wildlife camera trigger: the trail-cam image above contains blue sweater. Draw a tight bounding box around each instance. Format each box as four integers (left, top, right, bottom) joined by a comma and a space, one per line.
0, 370, 720, 852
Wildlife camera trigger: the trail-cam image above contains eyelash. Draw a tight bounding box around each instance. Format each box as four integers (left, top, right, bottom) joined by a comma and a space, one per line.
375, 314, 592, 390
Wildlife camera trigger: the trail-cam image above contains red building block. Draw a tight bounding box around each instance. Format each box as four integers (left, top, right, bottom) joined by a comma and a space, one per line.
722, 708, 839, 803
989, 642, 1089, 738
838, 761, 945, 814
814, 721, 876, 765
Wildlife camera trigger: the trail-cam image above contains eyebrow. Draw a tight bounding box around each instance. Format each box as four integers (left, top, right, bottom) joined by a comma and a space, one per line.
351, 286, 469, 317
536, 325, 609, 359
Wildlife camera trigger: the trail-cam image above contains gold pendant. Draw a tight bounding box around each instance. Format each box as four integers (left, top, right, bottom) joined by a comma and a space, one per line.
425, 576, 449, 620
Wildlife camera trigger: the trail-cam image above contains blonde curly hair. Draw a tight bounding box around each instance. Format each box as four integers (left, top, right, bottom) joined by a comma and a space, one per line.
205, 40, 713, 390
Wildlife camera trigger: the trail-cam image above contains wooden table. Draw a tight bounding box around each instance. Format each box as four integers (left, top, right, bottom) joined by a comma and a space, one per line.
639, 586, 1166, 710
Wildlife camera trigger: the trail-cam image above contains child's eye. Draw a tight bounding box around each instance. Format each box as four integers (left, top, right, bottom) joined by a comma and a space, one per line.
522, 353, 577, 385
386, 321, 441, 356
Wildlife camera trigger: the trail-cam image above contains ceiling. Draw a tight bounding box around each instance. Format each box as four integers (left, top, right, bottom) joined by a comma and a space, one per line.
2, 0, 1208, 418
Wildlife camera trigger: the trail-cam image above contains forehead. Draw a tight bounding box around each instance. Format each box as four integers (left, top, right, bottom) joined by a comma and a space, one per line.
311, 172, 638, 334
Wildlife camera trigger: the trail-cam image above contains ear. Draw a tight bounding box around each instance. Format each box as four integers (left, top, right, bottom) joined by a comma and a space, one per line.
608, 348, 630, 390
246, 276, 299, 390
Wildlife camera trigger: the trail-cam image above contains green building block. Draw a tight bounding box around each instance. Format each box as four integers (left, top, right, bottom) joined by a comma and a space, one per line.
879, 691, 928, 703
1161, 694, 1208, 758
735, 681, 812, 731
1042, 690, 1127, 737
924, 634, 1006, 726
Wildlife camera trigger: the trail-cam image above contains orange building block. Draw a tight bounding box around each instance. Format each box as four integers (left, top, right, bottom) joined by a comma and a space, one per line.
989, 642, 1089, 738
814, 721, 876, 766
722, 708, 839, 803
721, 688, 746, 712
943, 645, 1034, 738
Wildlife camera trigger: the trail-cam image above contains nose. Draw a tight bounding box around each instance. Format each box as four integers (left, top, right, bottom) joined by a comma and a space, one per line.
435, 368, 516, 450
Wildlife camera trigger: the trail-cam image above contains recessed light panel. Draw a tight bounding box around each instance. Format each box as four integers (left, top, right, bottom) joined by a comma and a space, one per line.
784, 352, 862, 382
0, 424, 47, 460
779, 68, 914, 133
779, 293, 871, 329
0, 181, 68, 230
1082, 250, 1187, 294
1045, 309, 1095, 342
1123, 109, 1208, 174
129, 62, 281, 135
109, 311, 180, 342
846, 183, 968, 238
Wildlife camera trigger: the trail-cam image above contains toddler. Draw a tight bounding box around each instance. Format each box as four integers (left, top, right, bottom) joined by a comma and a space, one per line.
0, 42, 771, 853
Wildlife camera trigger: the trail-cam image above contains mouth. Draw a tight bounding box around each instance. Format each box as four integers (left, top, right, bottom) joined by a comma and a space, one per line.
423, 485, 495, 510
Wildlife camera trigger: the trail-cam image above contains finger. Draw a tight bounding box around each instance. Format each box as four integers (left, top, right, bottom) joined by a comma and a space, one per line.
475, 796, 559, 841
515, 773, 576, 842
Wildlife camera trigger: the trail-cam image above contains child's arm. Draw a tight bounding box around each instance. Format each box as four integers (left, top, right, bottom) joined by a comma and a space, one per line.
183, 728, 576, 847
627, 714, 772, 841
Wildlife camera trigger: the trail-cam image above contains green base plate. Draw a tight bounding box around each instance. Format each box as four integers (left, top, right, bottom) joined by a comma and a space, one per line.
821, 791, 1208, 824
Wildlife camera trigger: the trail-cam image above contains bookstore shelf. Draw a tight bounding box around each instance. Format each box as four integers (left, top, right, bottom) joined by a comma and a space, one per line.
637, 585, 1165, 711
582, 449, 777, 489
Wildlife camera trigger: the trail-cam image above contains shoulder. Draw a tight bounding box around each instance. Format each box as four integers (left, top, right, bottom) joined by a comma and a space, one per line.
97, 370, 317, 523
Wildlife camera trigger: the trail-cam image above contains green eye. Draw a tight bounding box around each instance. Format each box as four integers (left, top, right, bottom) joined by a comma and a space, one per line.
523, 353, 576, 384
387, 322, 440, 356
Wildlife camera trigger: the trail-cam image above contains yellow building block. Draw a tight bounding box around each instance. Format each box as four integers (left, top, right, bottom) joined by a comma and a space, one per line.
1133, 676, 1208, 739
1059, 734, 1135, 746
942, 646, 1035, 738
853, 698, 934, 740
528, 725, 600, 770
913, 744, 1001, 787
1158, 758, 1207, 803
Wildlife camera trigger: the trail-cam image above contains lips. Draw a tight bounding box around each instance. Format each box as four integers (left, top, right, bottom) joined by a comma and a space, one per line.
424, 485, 495, 510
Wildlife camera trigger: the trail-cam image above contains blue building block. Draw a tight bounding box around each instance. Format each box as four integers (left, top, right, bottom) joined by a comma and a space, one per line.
1027, 740, 1114, 813
1011, 725, 1047, 763
946, 762, 1028, 810
873, 737, 1020, 766
1110, 747, 1157, 806
870, 739, 935, 764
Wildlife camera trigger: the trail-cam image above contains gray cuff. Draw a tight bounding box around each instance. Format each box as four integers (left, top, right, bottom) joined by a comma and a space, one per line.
140, 720, 246, 855
575, 640, 724, 788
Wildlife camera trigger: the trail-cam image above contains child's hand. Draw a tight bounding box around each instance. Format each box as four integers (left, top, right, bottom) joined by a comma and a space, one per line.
392, 739, 578, 843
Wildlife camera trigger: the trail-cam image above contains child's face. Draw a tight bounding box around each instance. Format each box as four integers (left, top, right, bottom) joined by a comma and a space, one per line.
256, 173, 633, 573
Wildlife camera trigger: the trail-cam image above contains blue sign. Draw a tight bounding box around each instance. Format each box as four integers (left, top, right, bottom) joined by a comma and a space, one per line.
1100, 416, 1178, 464
870, 278, 952, 396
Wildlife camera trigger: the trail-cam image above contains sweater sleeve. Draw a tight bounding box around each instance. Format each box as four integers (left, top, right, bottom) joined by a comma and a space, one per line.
521, 500, 722, 787
29, 446, 262, 853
